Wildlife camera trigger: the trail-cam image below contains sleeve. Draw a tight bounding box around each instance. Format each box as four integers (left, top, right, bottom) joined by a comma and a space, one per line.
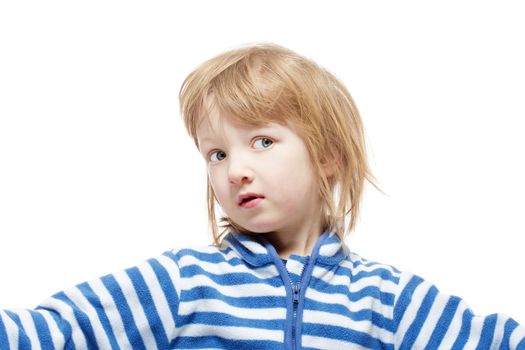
392, 271, 525, 350
0, 249, 181, 350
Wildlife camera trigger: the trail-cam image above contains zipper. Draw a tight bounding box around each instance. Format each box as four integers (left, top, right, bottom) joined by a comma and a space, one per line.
290, 257, 309, 350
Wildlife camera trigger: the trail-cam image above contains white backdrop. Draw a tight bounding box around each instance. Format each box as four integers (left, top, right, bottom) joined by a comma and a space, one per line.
1, 1, 524, 324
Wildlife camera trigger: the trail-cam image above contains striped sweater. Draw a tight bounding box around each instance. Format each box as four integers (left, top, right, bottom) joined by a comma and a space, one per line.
1, 228, 524, 349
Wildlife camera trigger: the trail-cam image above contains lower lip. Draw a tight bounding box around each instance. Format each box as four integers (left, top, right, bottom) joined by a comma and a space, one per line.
240, 197, 264, 208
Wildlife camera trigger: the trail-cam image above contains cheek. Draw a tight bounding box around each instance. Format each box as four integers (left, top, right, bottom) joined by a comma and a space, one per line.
207, 169, 228, 202
270, 157, 316, 201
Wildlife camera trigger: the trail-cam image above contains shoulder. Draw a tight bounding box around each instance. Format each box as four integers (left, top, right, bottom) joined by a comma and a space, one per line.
161, 243, 241, 267
343, 251, 405, 284
339, 251, 424, 303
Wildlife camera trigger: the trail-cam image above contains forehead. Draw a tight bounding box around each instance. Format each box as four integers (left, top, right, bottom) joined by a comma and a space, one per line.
196, 95, 272, 140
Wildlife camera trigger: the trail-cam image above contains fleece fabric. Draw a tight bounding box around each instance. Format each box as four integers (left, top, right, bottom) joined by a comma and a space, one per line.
1, 228, 524, 349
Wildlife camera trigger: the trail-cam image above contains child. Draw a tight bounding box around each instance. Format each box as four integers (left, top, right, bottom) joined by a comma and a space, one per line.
1, 43, 524, 349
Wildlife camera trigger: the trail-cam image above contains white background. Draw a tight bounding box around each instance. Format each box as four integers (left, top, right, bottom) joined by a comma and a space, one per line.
1, 1, 524, 324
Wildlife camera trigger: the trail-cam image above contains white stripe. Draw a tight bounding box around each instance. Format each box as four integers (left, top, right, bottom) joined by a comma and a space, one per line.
509, 322, 525, 347
62, 286, 113, 348
432, 300, 462, 348
285, 258, 305, 277
490, 314, 507, 348
0, 311, 20, 349
176, 245, 243, 264
319, 241, 340, 257
462, 308, 485, 350
349, 275, 398, 295
89, 277, 133, 349
137, 261, 176, 341
238, 240, 267, 255
305, 288, 393, 319
17, 309, 42, 350
38, 309, 66, 349
181, 274, 285, 297
343, 257, 401, 277
178, 298, 286, 320
414, 291, 448, 347
177, 254, 278, 279
312, 265, 399, 299
302, 309, 392, 345
302, 334, 371, 350
177, 323, 284, 342
224, 241, 261, 262
155, 253, 182, 304
112, 269, 158, 349
394, 276, 432, 348
38, 297, 88, 349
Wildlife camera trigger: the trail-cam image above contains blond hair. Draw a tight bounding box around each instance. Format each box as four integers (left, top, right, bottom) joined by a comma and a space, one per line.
179, 42, 382, 247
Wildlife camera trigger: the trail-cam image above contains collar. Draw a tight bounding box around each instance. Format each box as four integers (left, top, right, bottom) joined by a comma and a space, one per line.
221, 227, 350, 267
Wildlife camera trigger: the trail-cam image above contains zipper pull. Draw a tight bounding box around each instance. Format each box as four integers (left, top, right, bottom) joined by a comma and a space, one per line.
293, 283, 300, 304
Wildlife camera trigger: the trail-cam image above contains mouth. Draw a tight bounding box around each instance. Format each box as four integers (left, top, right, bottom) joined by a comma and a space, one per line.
239, 197, 264, 208
238, 193, 265, 207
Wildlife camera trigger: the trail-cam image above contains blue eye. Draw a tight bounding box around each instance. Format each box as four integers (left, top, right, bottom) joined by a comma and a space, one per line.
208, 137, 274, 163
253, 137, 274, 149
209, 150, 226, 162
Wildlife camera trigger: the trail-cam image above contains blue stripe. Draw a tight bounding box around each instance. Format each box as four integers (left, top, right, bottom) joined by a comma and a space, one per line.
76, 281, 120, 349
393, 274, 424, 332
181, 263, 395, 305
5, 311, 32, 348
165, 249, 245, 266
517, 336, 525, 349
426, 295, 461, 349
171, 335, 283, 349
311, 276, 395, 305
30, 310, 54, 349
351, 258, 402, 274
101, 274, 147, 350
177, 312, 283, 329
180, 264, 282, 287
53, 291, 98, 349
475, 313, 497, 349
183, 285, 285, 308
302, 322, 390, 349
302, 298, 393, 329
37, 306, 75, 349
400, 285, 438, 349
451, 308, 474, 350
147, 257, 179, 325
0, 313, 11, 350
501, 318, 518, 350
352, 267, 399, 284
126, 266, 170, 349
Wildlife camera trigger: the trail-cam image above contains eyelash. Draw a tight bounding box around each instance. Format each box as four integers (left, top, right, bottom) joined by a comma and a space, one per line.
207, 136, 275, 163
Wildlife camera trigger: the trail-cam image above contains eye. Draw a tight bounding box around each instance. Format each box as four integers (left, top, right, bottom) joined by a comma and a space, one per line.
253, 137, 274, 149
209, 150, 226, 162
207, 137, 274, 163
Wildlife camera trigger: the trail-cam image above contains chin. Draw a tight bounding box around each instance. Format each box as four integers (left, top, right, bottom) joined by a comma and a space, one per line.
235, 220, 277, 234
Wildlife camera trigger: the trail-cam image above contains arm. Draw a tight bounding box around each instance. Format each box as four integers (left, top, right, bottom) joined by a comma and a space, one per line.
0, 250, 181, 349
392, 272, 525, 349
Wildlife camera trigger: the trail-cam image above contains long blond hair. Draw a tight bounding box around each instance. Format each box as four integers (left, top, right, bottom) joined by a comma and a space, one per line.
179, 42, 382, 247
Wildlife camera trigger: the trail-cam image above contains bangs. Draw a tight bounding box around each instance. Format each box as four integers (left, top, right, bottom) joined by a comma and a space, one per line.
180, 43, 305, 146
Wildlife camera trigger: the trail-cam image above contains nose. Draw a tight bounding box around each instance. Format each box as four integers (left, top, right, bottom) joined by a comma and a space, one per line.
228, 153, 254, 185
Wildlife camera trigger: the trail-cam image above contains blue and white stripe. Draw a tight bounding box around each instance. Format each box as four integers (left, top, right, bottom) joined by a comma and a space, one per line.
1, 228, 524, 349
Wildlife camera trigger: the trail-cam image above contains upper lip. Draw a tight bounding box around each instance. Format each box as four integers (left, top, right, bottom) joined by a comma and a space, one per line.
238, 192, 265, 205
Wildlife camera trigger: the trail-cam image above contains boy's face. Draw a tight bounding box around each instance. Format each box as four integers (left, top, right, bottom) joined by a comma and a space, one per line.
196, 97, 325, 238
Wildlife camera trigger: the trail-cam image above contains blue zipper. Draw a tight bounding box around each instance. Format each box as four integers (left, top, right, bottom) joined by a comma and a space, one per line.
290, 257, 309, 350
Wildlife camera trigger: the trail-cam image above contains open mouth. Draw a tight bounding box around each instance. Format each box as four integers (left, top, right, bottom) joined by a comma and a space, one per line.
239, 196, 264, 208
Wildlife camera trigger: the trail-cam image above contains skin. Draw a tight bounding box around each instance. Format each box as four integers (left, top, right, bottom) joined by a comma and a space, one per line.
196, 96, 331, 259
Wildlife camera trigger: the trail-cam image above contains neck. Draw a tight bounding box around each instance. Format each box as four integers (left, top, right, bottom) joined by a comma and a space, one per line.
260, 216, 328, 260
